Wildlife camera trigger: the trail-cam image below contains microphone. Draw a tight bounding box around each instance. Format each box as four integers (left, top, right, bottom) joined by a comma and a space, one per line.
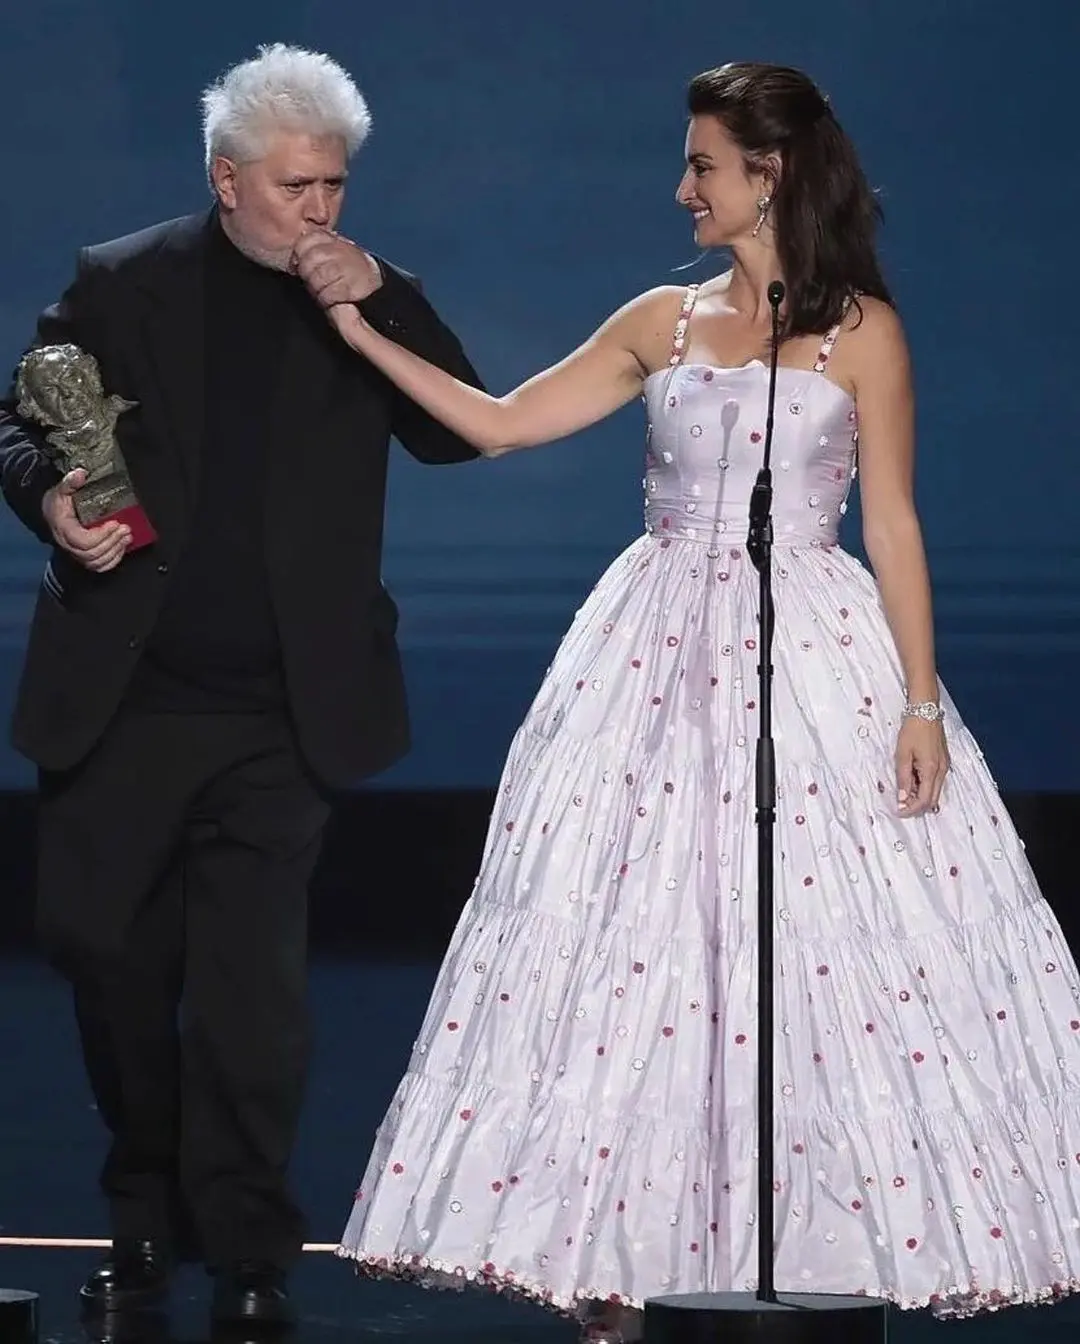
747, 280, 785, 570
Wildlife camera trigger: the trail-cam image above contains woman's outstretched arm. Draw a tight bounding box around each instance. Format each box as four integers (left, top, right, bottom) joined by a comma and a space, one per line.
327, 287, 679, 456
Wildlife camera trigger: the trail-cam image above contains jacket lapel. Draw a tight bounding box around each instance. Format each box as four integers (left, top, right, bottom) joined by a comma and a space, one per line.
136, 211, 209, 515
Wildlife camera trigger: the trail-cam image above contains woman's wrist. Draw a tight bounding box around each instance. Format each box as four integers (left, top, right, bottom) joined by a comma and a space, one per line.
902, 699, 945, 724
904, 675, 939, 704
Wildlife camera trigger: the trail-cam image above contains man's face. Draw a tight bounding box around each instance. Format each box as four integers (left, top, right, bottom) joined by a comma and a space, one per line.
211, 129, 348, 270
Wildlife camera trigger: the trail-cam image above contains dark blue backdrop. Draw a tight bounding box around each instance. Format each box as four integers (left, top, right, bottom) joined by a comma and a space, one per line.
2, 0, 1076, 790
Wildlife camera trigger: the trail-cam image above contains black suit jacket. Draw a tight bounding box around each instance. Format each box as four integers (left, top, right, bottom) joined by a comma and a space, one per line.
0, 210, 483, 786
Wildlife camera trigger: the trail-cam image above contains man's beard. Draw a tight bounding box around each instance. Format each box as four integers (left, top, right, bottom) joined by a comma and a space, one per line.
232, 235, 294, 272
221, 217, 295, 273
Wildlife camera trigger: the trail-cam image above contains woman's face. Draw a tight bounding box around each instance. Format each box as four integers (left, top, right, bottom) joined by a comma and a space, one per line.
675, 115, 772, 248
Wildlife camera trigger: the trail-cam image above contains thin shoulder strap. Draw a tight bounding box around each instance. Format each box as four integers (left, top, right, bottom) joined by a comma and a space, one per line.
813, 292, 857, 373
668, 284, 701, 368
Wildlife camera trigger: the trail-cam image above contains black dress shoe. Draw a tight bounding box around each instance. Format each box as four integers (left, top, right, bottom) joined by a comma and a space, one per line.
211, 1262, 295, 1327
78, 1238, 171, 1313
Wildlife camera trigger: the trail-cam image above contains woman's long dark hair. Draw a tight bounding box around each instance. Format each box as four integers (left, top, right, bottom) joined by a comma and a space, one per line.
687, 62, 893, 339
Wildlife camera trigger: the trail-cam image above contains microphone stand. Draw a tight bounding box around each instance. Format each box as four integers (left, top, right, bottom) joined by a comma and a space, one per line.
642, 283, 887, 1343
745, 279, 785, 1306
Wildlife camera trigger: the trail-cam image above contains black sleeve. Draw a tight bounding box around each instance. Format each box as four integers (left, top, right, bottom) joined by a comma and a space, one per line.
357, 260, 485, 465
0, 250, 97, 543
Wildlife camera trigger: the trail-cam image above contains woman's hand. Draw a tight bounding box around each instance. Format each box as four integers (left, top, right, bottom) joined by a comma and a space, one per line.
895, 716, 949, 816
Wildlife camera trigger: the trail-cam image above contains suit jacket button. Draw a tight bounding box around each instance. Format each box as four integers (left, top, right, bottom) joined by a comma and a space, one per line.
128, 636, 141, 649
157, 562, 169, 574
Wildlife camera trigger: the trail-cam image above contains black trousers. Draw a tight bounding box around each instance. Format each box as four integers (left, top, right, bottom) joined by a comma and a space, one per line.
36, 707, 332, 1271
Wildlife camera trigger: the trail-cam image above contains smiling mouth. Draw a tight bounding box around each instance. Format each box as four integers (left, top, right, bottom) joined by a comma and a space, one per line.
691, 208, 711, 222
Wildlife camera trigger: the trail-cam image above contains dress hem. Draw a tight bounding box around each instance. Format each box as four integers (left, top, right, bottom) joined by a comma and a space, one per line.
334, 1242, 1080, 1321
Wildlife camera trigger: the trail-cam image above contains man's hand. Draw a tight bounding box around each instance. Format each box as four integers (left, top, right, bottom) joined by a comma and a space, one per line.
290, 230, 383, 309
42, 469, 130, 573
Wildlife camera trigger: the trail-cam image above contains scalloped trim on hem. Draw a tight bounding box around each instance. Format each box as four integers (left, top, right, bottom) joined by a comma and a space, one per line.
335, 1243, 624, 1318
334, 1244, 1080, 1321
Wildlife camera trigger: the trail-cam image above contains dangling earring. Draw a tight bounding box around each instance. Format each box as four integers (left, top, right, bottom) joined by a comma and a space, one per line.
752, 193, 772, 238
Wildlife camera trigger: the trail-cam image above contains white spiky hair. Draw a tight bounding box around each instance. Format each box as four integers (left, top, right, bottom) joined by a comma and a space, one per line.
201, 43, 372, 176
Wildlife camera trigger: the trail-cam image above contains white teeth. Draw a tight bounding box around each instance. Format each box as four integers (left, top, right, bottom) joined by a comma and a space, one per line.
692, 209, 710, 221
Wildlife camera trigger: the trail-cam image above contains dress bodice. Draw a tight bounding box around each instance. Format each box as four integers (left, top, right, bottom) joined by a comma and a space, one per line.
641, 288, 859, 550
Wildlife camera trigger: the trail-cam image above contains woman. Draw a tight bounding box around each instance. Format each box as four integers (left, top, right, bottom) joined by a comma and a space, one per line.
334, 63, 1080, 1340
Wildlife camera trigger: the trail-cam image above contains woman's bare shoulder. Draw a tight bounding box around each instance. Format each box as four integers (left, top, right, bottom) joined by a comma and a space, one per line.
599, 284, 698, 374
846, 294, 907, 347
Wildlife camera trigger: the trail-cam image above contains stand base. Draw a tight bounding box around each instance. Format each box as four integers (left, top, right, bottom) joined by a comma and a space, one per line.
643, 1292, 888, 1343
0, 1290, 38, 1344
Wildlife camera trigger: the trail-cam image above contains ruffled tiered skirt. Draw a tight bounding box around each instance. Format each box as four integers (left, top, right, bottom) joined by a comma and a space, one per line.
339, 536, 1080, 1319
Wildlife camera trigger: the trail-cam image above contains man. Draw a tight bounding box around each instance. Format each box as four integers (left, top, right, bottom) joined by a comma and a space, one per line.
0, 43, 481, 1326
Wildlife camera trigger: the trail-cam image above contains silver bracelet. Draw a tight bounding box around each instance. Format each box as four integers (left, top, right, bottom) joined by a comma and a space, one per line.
903, 700, 944, 723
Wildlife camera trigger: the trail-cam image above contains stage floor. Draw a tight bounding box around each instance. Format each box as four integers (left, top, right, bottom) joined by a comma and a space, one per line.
3, 956, 1080, 1344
